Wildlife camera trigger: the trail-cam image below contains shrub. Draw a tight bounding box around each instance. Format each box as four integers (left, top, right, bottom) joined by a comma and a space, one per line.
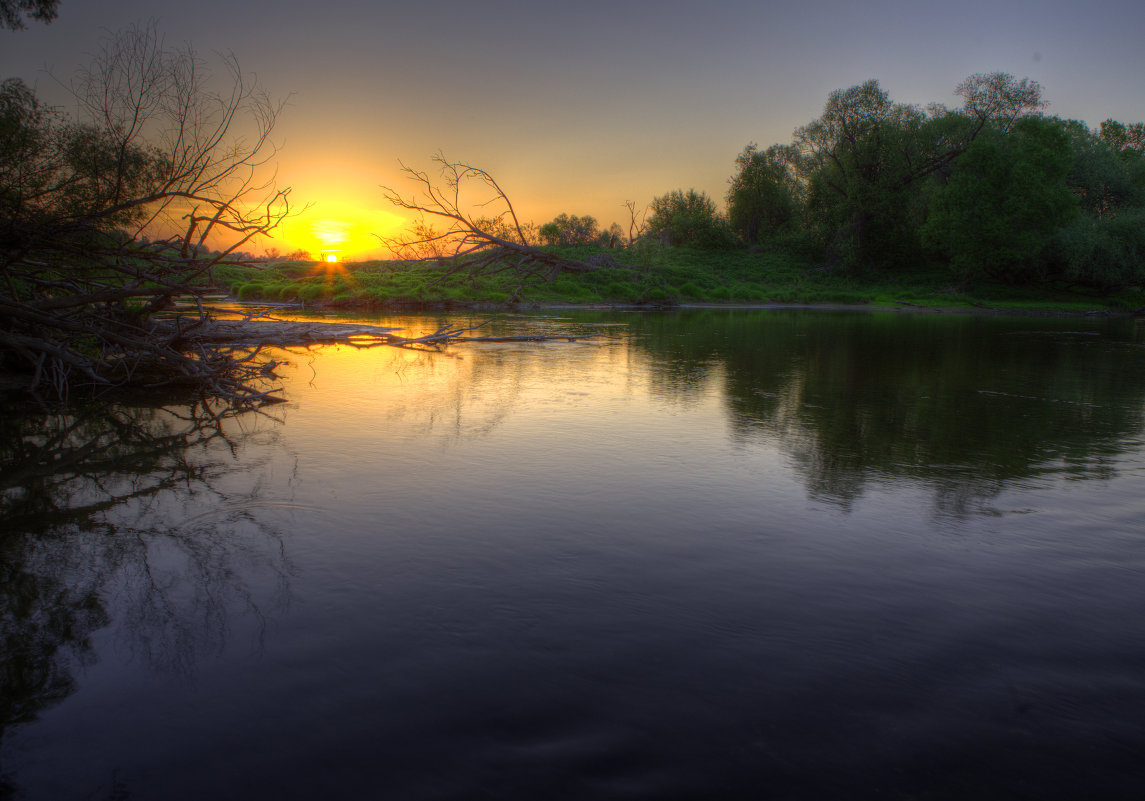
647, 189, 739, 249
1046, 208, 1145, 289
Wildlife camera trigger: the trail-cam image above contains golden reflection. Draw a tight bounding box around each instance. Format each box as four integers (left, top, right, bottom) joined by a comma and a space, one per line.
271, 323, 633, 445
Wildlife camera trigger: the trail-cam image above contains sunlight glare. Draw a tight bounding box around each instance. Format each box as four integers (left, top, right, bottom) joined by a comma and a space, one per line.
270, 201, 407, 261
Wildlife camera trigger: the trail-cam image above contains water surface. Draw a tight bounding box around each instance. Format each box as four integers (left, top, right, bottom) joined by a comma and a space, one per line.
3, 309, 1144, 800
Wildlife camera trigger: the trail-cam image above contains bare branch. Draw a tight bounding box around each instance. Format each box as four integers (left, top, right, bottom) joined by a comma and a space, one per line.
0, 25, 299, 405
377, 153, 607, 285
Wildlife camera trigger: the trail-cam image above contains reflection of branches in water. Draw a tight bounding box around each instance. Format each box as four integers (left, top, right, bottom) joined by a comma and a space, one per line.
1, 399, 237, 529
382, 347, 524, 445
0, 399, 294, 779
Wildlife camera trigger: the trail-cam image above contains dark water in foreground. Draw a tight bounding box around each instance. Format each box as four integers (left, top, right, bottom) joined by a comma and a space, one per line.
3, 309, 1145, 800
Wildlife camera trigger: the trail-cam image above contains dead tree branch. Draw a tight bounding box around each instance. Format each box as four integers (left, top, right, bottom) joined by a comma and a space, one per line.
377, 153, 610, 297
0, 23, 298, 405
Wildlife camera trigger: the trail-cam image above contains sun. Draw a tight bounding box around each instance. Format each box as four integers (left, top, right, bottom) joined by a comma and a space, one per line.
269, 200, 407, 262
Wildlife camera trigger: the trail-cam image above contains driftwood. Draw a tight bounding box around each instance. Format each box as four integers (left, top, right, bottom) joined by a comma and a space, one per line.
1, 27, 294, 407
91, 314, 617, 406
163, 316, 618, 351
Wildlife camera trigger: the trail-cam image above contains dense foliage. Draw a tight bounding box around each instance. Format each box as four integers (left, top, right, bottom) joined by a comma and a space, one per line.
721, 72, 1145, 291
646, 189, 737, 249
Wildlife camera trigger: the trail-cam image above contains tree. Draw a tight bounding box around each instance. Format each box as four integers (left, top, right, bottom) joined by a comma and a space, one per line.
727, 143, 801, 244
0, 0, 56, 29
538, 213, 600, 246
646, 188, 736, 249
1099, 119, 1145, 152
1063, 119, 1145, 217
1040, 118, 1145, 290
599, 221, 624, 248
955, 72, 1047, 136
792, 80, 934, 268
379, 152, 603, 297
773, 73, 1049, 272
923, 117, 1077, 285
0, 24, 293, 403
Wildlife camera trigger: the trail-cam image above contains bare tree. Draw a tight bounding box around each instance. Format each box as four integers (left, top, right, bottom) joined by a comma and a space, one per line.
0, 23, 293, 404
624, 199, 649, 243
378, 153, 605, 300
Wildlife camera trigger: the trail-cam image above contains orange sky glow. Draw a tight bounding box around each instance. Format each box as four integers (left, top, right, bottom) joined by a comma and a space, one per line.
4, 0, 1144, 262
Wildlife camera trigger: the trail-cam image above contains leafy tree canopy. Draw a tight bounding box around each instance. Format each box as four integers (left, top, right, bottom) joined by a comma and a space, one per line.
647, 188, 737, 249
923, 116, 1077, 284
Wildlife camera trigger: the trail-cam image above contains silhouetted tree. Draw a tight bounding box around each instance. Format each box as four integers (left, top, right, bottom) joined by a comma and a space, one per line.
538, 213, 600, 246
0, 24, 292, 404
379, 153, 604, 298
0, 0, 56, 29
727, 143, 801, 244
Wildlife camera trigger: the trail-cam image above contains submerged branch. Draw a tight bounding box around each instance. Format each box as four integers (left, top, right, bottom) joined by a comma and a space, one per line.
162, 317, 620, 352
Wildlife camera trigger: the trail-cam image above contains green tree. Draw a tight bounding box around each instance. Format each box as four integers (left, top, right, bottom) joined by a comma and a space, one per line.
793, 80, 936, 269
1098, 119, 1145, 152
0, 0, 56, 29
955, 72, 1047, 135
923, 116, 1077, 284
646, 188, 737, 249
726, 143, 801, 244
786, 73, 1046, 272
1062, 119, 1145, 217
538, 213, 600, 246
1039, 118, 1145, 289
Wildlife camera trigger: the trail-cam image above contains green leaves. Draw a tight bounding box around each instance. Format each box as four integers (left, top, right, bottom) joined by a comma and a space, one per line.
727, 144, 800, 244
923, 117, 1077, 283
647, 188, 737, 249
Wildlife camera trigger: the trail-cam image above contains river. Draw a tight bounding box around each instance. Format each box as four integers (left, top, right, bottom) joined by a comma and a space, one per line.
2, 308, 1144, 800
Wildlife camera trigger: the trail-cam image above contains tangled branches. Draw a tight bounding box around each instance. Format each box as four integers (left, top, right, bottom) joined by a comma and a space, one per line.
378, 153, 603, 298
0, 24, 293, 405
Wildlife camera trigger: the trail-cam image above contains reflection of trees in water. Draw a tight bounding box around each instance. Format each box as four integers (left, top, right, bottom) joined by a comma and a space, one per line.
379, 336, 624, 444
624, 310, 1145, 514
401, 348, 525, 442
0, 400, 293, 794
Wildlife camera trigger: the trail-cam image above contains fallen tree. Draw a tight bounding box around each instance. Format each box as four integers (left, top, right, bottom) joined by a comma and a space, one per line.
378, 153, 622, 300
166, 315, 618, 350
0, 24, 293, 405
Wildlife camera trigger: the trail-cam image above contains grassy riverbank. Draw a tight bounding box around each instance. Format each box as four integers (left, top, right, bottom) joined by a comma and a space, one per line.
213, 246, 1145, 314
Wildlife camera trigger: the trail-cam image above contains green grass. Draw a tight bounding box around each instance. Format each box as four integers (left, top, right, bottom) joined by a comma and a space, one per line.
210, 250, 1145, 314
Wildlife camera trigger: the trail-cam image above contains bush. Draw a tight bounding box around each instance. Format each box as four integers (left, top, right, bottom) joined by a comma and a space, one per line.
647, 189, 739, 249
1046, 208, 1145, 289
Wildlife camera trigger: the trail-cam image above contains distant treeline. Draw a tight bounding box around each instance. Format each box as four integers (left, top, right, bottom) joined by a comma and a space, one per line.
543, 73, 1145, 292
722, 73, 1145, 290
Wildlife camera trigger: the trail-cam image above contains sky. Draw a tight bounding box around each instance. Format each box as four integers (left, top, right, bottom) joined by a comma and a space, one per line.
4, 0, 1144, 258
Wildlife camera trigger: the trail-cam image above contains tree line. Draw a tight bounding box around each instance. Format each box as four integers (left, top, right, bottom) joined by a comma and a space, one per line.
4, 3, 1143, 403
648, 73, 1145, 291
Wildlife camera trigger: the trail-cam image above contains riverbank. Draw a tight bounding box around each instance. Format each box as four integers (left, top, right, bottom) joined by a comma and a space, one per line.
212, 249, 1145, 317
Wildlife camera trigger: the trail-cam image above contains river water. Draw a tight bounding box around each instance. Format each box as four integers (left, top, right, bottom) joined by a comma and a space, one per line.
2, 308, 1144, 800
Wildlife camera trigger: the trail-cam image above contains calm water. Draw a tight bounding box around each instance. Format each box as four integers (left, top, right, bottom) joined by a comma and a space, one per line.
3, 309, 1145, 800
